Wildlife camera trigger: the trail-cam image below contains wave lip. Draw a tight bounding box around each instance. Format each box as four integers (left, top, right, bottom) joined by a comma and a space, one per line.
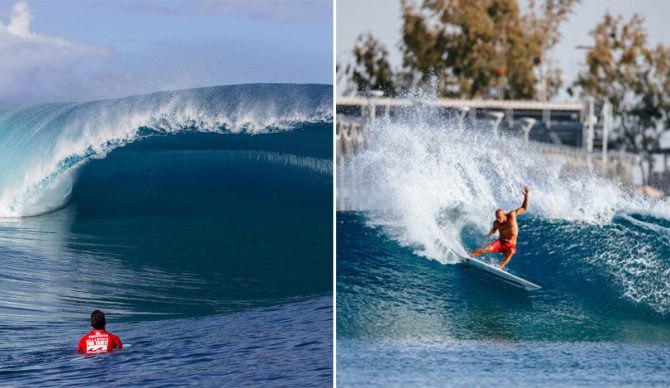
0, 83, 333, 217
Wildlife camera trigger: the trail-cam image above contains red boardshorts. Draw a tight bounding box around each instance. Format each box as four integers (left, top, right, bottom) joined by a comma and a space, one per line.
486, 239, 516, 255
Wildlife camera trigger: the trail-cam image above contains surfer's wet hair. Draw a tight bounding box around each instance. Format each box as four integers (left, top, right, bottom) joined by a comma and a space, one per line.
91, 310, 106, 330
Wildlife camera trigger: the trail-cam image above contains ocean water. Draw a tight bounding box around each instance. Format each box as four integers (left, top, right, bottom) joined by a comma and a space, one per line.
336, 105, 670, 386
0, 84, 333, 386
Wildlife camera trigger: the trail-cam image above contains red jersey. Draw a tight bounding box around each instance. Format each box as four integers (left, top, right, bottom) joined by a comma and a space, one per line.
77, 329, 123, 354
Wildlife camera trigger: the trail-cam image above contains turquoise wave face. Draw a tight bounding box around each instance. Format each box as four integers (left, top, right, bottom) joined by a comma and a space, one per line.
337, 211, 670, 386
0, 126, 333, 323
337, 212, 670, 343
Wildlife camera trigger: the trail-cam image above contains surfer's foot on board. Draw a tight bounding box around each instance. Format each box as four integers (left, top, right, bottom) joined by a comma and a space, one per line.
468, 248, 484, 258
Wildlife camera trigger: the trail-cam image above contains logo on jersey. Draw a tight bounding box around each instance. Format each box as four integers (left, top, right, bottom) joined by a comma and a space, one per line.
86, 333, 109, 352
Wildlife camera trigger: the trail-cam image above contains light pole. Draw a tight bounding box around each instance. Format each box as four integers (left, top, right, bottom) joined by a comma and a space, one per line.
487, 111, 505, 137
369, 90, 384, 124
602, 100, 612, 168
520, 118, 536, 143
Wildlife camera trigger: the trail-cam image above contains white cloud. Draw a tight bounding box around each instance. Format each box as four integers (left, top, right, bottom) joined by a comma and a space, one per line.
6, 0, 32, 38
0, 1, 110, 102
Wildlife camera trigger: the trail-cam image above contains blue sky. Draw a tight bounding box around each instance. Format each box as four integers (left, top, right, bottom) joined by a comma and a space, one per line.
337, 0, 670, 100
0, 0, 332, 102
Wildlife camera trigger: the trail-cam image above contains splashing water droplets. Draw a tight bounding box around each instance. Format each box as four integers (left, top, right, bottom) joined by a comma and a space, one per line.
339, 94, 670, 264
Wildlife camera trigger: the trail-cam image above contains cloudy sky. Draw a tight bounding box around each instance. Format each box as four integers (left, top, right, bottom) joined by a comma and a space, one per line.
0, 0, 332, 102
337, 0, 670, 100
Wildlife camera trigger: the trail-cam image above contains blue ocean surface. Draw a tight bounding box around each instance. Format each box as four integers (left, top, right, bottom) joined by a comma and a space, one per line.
336, 106, 670, 386
0, 84, 333, 386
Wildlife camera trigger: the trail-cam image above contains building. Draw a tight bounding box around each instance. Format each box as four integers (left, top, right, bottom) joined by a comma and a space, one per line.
336, 96, 600, 149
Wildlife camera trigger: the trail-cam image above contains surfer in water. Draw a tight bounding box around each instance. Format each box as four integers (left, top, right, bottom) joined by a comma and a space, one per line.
469, 186, 529, 269
77, 310, 123, 354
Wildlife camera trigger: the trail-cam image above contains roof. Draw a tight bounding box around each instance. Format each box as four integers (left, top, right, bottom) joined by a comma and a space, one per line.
336, 96, 584, 111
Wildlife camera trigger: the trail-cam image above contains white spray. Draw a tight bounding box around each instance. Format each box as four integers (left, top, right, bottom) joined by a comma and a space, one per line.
338, 98, 669, 264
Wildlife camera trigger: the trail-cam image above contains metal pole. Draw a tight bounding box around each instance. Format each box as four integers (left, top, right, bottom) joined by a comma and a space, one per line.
489, 111, 504, 138
369, 90, 384, 124
369, 99, 376, 124
602, 100, 611, 167
457, 106, 470, 131
520, 118, 536, 142
585, 97, 595, 152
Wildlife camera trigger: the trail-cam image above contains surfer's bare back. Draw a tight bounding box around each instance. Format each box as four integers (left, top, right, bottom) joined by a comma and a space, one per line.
469, 186, 530, 269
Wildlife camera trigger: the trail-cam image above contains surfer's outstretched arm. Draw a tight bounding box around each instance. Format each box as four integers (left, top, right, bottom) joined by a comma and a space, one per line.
514, 186, 529, 215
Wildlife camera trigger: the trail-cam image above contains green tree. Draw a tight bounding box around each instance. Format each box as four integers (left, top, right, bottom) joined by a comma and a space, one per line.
402, 0, 536, 98
575, 13, 670, 185
340, 1, 579, 100
399, 0, 578, 99
525, 0, 580, 100
341, 33, 397, 96
399, 0, 451, 93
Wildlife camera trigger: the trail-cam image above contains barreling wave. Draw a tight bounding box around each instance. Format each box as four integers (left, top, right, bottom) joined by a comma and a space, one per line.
0, 83, 332, 217
338, 96, 670, 315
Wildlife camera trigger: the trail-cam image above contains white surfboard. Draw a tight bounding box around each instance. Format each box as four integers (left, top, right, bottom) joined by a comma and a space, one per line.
462, 256, 541, 291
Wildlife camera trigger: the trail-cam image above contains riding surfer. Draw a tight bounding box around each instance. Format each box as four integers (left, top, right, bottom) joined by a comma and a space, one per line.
468, 186, 529, 270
